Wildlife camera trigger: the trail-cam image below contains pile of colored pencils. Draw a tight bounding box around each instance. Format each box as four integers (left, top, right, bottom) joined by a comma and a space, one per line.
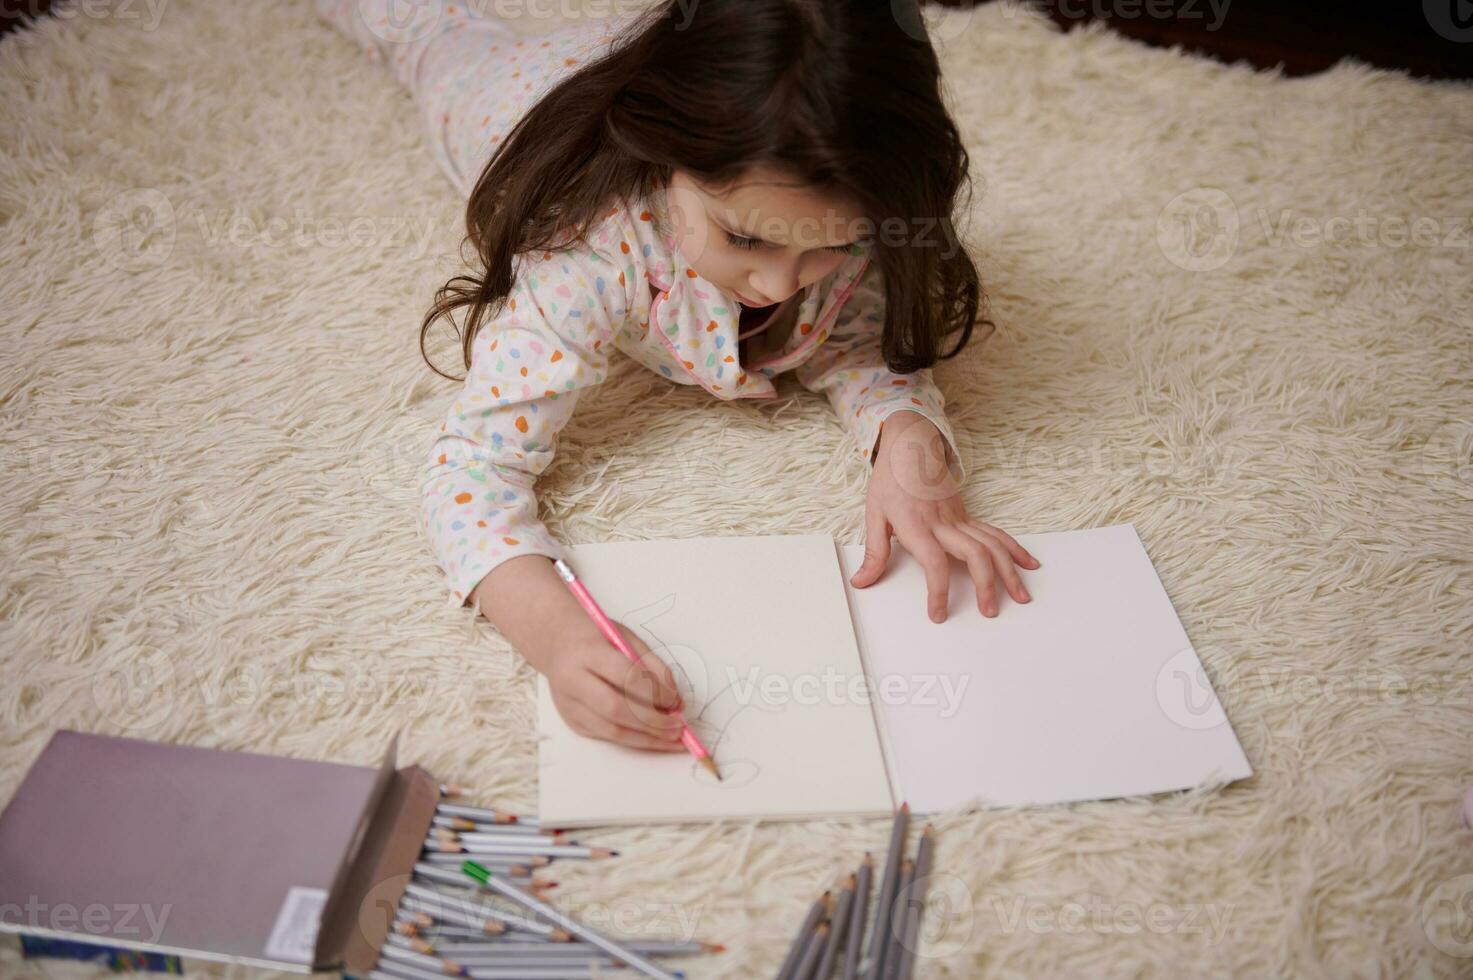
773, 803, 934, 980
358, 784, 723, 980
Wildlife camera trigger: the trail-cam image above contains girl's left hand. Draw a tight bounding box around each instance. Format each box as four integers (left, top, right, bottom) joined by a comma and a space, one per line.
849, 410, 1040, 623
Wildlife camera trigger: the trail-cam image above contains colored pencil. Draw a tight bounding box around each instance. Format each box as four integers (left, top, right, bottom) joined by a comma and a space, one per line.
377, 968, 663, 980
379, 940, 467, 976
461, 860, 682, 980
891, 826, 933, 980
878, 859, 913, 980
370, 964, 465, 980
863, 803, 909, 979
386, 932, 438, 956
420, 851, 545, 869
816, 875, 855, 979
445, 954, 620, 969
552, 557, 721, 781
792, 920, 830, 980
436, 802, 519, 824
432, 815, 556, 835
775, 891, 831, 980
432, 828, 566, 845
414, 861, 543, 889
842, 854, 873, 980
414, 867, 555, 899
429, 840, 614, 860
433, 940, 720, 956
459, 966, 677, 972
404, 882, 558, 937
369, 968, 451, 980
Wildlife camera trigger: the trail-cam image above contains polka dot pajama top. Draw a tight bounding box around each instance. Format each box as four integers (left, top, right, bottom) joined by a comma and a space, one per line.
315, 0, 967, 607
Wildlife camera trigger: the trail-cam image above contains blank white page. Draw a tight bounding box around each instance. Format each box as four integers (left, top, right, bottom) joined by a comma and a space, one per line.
537, 534, 895, 826
837, 524, 1252, 814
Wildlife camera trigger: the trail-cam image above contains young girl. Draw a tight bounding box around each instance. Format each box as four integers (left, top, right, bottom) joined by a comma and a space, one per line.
315, 0, 1039, 753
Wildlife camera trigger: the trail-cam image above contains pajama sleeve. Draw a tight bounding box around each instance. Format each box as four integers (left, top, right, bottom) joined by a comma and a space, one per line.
421, 244, 633, 607
796, 260, 967, 484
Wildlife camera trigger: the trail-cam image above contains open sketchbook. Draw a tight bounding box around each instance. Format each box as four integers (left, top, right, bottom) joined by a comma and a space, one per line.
536, 525, 1253, 826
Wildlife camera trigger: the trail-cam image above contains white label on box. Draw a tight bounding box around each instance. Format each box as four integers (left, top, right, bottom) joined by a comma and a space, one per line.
264, 885, 328, 965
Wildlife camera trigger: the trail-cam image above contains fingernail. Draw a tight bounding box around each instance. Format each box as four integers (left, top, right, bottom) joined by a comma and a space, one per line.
986, 602, 997, 616
1021, 588, 1031, 602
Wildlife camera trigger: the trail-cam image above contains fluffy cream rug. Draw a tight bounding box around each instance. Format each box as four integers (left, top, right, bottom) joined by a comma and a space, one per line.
2, 1, 1470, 976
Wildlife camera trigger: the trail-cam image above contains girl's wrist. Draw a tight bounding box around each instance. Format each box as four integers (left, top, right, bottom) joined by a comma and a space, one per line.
876, 409, 939, 460
473, 555, 586, 671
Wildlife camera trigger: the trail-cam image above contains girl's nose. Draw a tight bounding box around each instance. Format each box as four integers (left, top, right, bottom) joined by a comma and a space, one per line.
751, 264, 802, 305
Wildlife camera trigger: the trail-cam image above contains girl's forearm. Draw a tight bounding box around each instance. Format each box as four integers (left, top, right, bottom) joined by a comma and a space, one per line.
471, 555, 585, 672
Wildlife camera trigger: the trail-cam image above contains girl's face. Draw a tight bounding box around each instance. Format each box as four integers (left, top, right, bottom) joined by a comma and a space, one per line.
665, 167, 868, 307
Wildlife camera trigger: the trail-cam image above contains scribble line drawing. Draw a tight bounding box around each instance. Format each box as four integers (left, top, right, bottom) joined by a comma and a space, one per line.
620, 591, 765, 788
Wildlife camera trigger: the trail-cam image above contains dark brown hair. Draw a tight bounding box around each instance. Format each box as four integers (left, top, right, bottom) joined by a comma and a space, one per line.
420, 0, 993, 380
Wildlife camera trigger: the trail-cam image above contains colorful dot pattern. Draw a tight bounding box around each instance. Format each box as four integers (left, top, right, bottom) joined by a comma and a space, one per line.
315, 0, 964, 607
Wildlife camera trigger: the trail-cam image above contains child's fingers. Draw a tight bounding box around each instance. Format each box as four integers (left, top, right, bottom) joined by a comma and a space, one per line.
610, 623, 684, 712
851, 506, 893, 588
937, 523, 999, 617
565, 701, 685, 752
898, 526, 952, 623
972, 521, 1040, 569
579, 626, 655, 702
958, 525, 1031, 605
575, 658, 685, 740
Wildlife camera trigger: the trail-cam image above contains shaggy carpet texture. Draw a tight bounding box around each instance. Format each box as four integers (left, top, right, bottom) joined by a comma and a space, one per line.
2, 1, 1470, 976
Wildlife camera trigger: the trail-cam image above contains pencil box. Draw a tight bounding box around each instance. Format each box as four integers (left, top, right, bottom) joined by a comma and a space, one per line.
0, 728, 438, 974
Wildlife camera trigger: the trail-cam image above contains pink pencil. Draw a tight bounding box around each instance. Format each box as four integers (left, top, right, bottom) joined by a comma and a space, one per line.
552, 557, 722, 781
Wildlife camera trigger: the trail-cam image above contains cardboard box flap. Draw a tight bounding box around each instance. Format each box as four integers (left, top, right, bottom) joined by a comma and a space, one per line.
328, 764, 440, 973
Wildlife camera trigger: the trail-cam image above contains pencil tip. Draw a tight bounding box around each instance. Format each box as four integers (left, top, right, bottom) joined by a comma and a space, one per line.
900, 801, 910, 811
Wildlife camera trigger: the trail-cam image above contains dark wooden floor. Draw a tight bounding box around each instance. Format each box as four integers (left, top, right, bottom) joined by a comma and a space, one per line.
2, 0, 1470, 80
933, 0, 1472, 80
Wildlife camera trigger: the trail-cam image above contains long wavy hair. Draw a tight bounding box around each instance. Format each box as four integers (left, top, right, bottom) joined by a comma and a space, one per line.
420, 0, 993, 380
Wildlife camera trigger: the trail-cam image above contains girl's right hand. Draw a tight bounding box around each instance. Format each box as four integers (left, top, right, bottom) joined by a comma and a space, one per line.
542, 618, 689, 752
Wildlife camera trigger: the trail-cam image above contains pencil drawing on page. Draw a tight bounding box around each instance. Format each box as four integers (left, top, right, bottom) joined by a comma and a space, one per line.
624, 591, 781, 788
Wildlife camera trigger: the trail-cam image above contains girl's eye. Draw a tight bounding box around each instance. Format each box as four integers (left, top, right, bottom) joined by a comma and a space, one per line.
724, 231, 862, 255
